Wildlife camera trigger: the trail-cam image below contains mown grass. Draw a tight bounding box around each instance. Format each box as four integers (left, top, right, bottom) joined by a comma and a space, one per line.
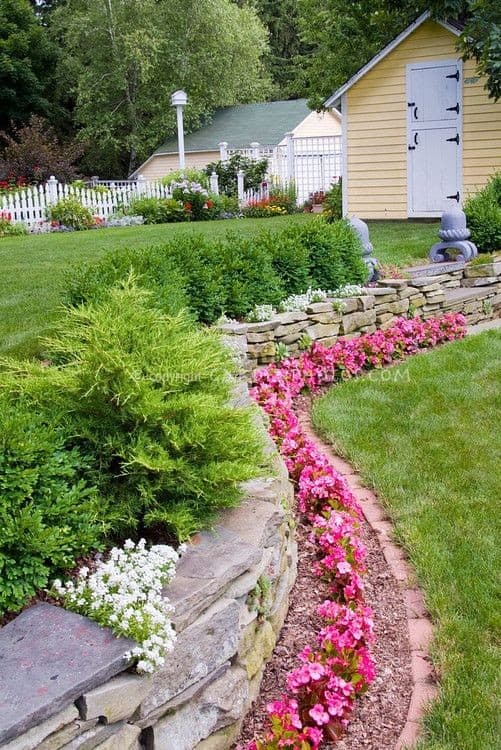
0, 216, 436, 358
312, 331, 501, 750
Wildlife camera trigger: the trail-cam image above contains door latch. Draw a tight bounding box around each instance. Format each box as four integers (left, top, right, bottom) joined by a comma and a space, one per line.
447, 191, 460, 202
446, 134, 460, 144
446, 70, 459, 81
446, 103, 460, 114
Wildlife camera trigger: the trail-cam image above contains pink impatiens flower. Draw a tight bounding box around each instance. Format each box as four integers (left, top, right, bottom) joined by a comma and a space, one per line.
247, 314, 465, 749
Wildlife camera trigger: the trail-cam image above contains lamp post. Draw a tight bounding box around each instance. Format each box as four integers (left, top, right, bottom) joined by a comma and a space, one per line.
171, 89, 188, 171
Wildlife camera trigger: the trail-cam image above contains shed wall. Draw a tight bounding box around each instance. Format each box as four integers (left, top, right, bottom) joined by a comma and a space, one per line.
345, 20, 501, 219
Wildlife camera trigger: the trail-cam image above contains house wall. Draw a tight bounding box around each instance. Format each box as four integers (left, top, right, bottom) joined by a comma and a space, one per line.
139, 151, 220, 180
290, 110, 341, 139
345, 20, 501, 219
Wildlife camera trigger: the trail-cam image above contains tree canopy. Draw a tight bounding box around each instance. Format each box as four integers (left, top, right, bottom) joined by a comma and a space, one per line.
0, 0, 58, 131
0, 0, 498, 178
52, 0, 272, 176
296, 0, 501, 105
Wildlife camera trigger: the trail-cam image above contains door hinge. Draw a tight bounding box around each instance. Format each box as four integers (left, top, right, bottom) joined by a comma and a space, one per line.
446, 103, 460, 114
407, 101, 415, 107
446, 134, 460, 145
447, 191, 460, 202
446, 70, 459, 81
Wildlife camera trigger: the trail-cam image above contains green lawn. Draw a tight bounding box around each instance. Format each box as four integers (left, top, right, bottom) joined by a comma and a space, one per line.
312, 331, 501, 750
0, 215, 437, 358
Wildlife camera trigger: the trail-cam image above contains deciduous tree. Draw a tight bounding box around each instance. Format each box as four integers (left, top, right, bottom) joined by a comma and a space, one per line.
53, 0, 272, 176
0, 115, 84, 182
297, 0, 500, 107
0, 0, 58, 130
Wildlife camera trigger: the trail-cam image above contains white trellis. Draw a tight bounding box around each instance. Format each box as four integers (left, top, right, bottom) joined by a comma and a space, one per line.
0, 176, 175, 227
227, 135, 342, 205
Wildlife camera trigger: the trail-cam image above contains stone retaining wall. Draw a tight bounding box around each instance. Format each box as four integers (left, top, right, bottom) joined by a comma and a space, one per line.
0, 394, 296, 750
220, 261, 501, 371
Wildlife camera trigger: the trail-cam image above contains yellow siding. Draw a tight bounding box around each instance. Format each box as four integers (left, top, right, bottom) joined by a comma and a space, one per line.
139, 151, 219, 180
463, 59, 501, 194
346, 19, 501, 219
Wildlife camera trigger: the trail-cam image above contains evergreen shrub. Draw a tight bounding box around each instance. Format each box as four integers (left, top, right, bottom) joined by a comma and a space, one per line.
0, 395, 104, 615
302, 219, 368, 290
65, 245, 188, 316
464, 173, 501, 252
2, 279, 265, 550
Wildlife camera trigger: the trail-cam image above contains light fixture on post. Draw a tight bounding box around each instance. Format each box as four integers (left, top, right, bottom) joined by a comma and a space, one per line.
171, 89, 188, 171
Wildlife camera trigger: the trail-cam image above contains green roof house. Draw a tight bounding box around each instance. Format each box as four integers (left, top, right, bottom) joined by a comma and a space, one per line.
130, 99, 341, 179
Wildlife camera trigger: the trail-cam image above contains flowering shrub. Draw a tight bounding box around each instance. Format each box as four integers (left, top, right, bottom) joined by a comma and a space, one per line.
243, 197, 287, 218
53, 539, 183, 674
248, 313, 466, 748
171, 180, 213, 221
0, 174, 28, 195
0, 212, 28, 237
48, 197, 94, 230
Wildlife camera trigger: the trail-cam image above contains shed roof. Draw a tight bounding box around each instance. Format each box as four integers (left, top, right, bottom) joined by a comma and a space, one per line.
324, 11, 462, 108
154, 99, 311, 155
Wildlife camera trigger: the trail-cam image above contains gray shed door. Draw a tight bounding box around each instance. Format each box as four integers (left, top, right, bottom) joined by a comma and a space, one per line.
407, 60, 462, 216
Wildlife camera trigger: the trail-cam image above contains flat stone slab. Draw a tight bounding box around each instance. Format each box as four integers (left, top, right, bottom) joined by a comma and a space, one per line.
444, 286, 494, 303
405, 261, 466, 277
165, 526, 261, 631
0, 603, 135, 745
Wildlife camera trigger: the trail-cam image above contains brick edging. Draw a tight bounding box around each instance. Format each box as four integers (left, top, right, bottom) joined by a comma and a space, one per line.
298, 412, 437, 750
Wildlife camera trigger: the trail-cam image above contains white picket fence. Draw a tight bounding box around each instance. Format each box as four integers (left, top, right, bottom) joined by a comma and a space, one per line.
0, 176, 174, 228
0, 138, 341, 226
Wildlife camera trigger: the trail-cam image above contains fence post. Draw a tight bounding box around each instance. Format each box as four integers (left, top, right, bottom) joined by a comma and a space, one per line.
250, 141, 260, 161
136, 174, 146, 195
46, 175, 58, 205
285, 132, 295, 182
209, 171, 219, 195
236, 169, 245, 203
218, 141, 228, 162
91, 175, 99, 186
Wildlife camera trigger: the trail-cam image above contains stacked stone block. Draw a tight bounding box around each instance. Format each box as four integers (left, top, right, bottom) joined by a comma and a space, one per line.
220, 262, 501, 370
0, 404, 296, 750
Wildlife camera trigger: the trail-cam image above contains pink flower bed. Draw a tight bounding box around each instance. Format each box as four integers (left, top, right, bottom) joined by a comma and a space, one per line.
248, 314, 466, 749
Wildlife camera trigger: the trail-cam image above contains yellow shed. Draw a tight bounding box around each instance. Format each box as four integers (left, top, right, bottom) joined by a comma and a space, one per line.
324, 11, 501, 219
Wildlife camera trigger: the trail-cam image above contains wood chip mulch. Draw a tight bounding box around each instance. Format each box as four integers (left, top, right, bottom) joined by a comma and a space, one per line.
234, 422, 413, 749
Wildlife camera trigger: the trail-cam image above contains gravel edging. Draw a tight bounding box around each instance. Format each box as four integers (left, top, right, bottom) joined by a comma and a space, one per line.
234, 402, 437, 750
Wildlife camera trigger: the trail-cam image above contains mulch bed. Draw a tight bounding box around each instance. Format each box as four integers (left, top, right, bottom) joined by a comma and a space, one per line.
234, 416, 413, 749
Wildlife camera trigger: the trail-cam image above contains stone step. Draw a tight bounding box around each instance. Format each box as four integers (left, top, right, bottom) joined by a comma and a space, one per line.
405, 261, 466, 278
443, 286, 495, 304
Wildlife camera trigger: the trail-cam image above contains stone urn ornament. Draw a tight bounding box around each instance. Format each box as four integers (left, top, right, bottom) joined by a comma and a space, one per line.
349, 216, 379, 281
429, 209, 478, 263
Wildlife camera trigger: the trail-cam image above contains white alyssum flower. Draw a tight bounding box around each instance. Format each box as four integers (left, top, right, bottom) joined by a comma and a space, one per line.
279, 287, 330, 312
333, 284, 364, 298
246, 304, 275, 322
52, 539, 183, 674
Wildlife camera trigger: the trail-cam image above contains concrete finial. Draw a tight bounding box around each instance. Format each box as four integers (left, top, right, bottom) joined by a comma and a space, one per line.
349, 216, 379, 281
429, 208, 477, 262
